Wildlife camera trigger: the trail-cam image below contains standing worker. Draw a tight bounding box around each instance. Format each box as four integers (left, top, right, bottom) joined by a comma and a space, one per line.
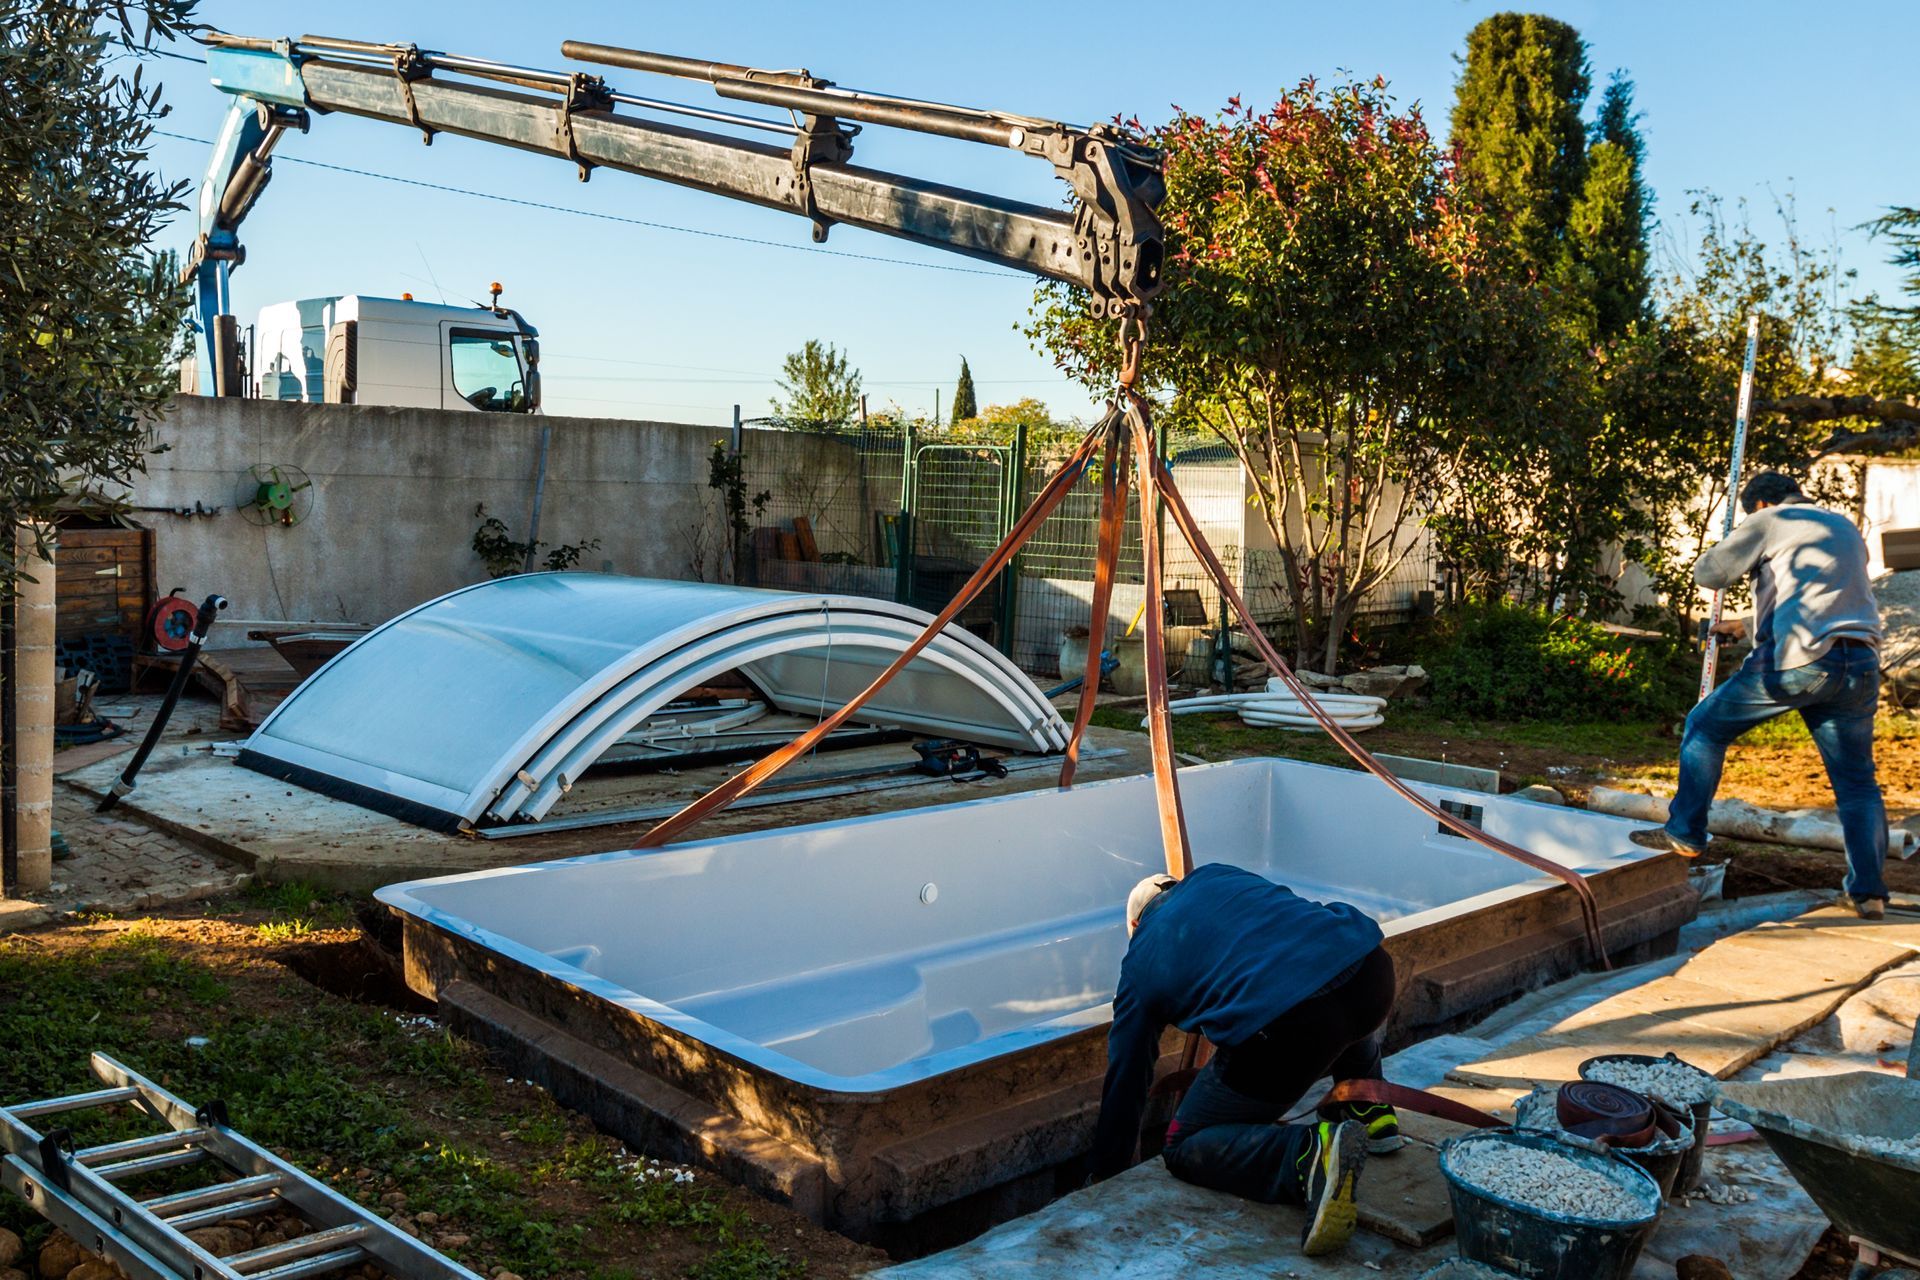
1090, 863, 1401, 1257
1633, 471, 1889, 917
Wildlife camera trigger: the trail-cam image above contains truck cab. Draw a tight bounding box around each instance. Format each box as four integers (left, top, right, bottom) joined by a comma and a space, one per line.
253, 294, 541, 413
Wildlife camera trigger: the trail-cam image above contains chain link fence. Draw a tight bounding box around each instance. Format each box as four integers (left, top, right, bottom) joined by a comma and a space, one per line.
729, 419, 1436, 681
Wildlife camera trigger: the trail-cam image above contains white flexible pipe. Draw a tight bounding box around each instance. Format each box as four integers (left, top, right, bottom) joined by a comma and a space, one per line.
1154, 678, 1388, 734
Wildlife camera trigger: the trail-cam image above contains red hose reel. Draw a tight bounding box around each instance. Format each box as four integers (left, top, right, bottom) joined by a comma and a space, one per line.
145, 589, 199, 652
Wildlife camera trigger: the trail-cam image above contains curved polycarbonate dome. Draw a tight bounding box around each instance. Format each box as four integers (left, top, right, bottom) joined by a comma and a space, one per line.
237, 574, 1070, 830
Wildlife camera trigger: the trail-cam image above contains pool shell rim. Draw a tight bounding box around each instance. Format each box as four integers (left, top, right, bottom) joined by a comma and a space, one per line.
374, 755, 1668, 1095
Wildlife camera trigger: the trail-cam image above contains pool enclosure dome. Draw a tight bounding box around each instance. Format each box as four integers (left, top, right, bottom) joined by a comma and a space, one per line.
238, 574, 1070, 830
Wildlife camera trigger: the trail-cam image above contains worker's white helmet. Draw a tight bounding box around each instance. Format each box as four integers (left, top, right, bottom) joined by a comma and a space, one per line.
1127, 874, 1178, 937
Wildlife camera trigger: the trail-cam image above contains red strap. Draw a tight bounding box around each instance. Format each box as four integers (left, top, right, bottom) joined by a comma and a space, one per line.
1059, 427, 1132, 789
1144, 425, 1611, 969
1316, 1078, 1507, 1130
1127, 406, 1194, 878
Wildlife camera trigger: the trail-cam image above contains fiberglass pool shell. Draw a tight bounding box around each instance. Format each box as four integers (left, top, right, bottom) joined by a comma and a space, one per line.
376, 756, 1698, 1233
235, 574, 1070, 830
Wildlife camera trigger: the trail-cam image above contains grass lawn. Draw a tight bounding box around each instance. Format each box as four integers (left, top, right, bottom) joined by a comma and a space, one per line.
0, 883, 884, 1280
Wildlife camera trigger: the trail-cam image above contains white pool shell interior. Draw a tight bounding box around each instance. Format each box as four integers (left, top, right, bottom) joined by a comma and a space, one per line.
377, 757, 1658, 1092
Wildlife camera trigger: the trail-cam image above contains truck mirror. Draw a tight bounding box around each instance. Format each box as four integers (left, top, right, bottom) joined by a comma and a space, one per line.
525, 369, 542, 411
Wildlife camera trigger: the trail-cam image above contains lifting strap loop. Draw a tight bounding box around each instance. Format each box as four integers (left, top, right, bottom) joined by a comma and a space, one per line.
1316, 1078, 1506, 1130
1059, 420, 1131, 789
1126, 399, 1193, 879
1139, 412, 1611, 967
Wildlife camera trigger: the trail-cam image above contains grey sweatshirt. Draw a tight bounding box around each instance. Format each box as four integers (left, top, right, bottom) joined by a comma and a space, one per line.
1693, 496, 1883, 671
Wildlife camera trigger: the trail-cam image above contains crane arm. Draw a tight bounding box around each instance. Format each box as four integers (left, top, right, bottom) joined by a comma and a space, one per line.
184, 30, 1165, 395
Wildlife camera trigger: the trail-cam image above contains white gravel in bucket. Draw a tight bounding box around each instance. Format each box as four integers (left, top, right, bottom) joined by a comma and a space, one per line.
1447, 1138, 1649, 1221
1582, 1058, 1718, 1107
1853, 1133, 1920, 1159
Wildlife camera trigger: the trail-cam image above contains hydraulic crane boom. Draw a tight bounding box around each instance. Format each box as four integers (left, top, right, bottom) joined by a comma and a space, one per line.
186, 28, 1166, 396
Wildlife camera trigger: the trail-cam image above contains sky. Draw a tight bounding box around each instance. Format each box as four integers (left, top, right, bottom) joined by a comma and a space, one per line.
143, 0, 1920, 427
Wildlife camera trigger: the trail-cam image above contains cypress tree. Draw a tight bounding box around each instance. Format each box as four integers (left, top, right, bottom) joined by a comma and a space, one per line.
1449, 13, 1591, 278
1567, 73, 1652, 336
951, 357, 978, 423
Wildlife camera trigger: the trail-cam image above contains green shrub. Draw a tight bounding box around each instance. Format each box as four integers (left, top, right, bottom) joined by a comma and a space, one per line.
1423, 604, 1690, 721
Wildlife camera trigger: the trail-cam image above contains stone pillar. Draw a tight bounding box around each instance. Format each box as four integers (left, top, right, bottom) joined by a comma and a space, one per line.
9, 526, 56, 895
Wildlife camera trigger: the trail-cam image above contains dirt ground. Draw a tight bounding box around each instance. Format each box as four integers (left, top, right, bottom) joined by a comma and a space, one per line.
0, 897, 887, 1280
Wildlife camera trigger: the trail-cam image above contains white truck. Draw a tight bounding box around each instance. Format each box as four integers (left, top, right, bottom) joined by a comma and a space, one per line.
251, 293, 541, 413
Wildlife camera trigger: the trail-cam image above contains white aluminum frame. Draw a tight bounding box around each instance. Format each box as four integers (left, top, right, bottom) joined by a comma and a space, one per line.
242, 574, 1069, 828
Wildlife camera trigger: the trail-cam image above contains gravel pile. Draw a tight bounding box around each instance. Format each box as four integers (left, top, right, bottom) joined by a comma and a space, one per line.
1447, 1139, 1649, 1221
1853, 1133, 1920, 1160
1582, 1058, 1718, 1107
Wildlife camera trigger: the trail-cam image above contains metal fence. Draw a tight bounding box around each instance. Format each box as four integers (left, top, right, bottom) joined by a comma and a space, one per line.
732, 419, 1437, 680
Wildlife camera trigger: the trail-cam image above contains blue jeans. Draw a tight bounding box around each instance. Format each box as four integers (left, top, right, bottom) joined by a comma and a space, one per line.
1666, 642, 1888, 901
1161, 947, 1393, 1203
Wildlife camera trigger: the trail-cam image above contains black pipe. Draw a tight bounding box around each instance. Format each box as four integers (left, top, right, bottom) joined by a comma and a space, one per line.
98, 594, 227, 814
559, 42, 818, 89
710, 79, 1020, 148
561, 41, 1027, 146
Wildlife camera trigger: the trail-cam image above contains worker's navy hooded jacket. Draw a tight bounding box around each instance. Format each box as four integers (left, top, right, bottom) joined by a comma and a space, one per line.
1090, 863, 1383, 1180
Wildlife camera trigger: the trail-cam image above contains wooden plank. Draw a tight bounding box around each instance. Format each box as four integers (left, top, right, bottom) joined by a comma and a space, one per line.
793, 516, 821, 562
55, 545, 119, 566
1353, 1112, 1474, 1246
193, 648, 302, 732
57, 529, 141, 549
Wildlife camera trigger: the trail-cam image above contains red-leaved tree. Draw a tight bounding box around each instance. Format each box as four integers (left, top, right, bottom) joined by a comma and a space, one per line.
1030, 78, 1515, 671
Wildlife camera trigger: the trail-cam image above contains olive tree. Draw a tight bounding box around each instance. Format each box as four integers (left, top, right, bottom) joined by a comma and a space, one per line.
769, 339, 862, 429
1029, 80, 1502, 672
1, 0, 195, 585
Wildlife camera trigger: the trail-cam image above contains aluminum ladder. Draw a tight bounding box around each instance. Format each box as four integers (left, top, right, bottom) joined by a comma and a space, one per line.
0, 1053, 480, 1280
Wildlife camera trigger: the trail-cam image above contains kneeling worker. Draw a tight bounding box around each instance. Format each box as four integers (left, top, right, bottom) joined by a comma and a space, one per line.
1090, 863, 1399, 1256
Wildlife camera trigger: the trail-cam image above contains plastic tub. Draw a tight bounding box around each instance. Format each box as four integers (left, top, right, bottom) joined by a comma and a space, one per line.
1439, 1129, 1663, 1280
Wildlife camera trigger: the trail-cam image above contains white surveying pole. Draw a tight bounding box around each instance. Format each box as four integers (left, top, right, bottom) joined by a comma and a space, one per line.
1698, 310, 1762, 702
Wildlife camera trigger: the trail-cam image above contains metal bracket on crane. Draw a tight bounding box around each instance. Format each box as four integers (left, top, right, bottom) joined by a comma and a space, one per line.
789, 105, 855, 242
554, 73, 614, 181
389, 44, 435, 144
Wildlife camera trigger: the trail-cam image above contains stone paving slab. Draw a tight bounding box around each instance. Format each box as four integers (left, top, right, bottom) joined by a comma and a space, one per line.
1449, 905, 1920, 1089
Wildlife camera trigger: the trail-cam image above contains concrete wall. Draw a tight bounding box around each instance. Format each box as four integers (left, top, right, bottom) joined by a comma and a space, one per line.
127, 397, 750, 632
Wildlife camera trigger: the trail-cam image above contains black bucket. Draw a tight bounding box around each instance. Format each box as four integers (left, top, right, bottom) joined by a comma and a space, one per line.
1579, 1052, 1716, 1194
1439, 1129, 1663, 1280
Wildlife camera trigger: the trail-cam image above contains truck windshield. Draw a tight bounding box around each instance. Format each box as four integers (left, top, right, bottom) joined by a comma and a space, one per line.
448, 330, 527, 412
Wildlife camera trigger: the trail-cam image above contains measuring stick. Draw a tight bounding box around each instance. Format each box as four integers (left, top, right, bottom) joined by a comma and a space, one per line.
1698, 311, 1761, 701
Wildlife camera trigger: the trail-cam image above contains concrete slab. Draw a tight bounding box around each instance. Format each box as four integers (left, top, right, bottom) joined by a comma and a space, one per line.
55, 726, 1154, 891
871, 1141, 1823, 1280
874, 1160, 1419, 1279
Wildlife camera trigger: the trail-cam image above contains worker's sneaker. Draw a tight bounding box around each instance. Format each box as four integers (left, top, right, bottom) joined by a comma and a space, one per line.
1841, 894, 1888, 919
1297, 1120, 1367, 1257
1334, 1101, 1407, 1155
1629, 828, 1705, 858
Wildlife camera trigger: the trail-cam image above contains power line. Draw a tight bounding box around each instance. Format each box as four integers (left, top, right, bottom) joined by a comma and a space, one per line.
153, 129, 1032, 280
